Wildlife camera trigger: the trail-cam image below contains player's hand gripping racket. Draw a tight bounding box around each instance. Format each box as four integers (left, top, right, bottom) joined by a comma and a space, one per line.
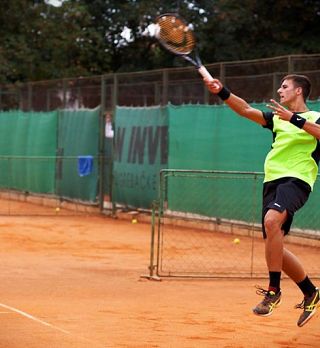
155, 13, 215, 83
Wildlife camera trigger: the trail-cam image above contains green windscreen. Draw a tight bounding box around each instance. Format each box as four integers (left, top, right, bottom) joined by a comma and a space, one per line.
57, 108, 100, 202
168, 103, 270, 171
113, 106, 168, 208
0, 110, 57, 193
166, 103, 320, 229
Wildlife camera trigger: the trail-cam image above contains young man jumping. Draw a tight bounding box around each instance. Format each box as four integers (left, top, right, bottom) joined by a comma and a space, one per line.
204, 74, 320, 327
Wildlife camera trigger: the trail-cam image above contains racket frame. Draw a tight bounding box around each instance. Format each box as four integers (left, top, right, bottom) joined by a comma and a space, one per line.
155, 13, 213, 81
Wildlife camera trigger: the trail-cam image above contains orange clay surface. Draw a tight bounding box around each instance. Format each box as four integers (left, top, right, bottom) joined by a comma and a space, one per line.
0, 210, 320, 348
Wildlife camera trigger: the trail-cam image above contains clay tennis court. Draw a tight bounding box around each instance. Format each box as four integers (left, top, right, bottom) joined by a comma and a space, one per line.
0, 200, 320, 347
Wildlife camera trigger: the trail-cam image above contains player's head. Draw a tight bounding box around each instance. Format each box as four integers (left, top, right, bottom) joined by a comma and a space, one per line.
279, 74, 311, 103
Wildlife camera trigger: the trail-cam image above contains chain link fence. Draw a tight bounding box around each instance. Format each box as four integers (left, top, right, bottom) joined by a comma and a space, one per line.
146, 170, 320, 279
1, 54, 320, 112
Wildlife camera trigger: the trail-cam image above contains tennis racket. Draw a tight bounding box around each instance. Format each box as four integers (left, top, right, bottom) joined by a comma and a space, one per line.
154, 13, 214, 82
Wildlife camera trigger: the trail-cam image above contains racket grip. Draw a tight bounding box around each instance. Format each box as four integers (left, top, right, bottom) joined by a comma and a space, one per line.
198, 66, 214, 81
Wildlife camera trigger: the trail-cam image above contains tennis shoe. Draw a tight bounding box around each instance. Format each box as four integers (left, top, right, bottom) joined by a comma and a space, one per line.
252, 286, 282, 316
295, 288, 320, 327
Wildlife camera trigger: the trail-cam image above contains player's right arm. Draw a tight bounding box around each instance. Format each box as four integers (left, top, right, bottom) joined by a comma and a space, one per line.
204, 78, 267, 126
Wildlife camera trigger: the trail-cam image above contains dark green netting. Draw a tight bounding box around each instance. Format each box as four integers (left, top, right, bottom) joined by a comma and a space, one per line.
57, 108, 100, 202
1, 101, 320, 229
166, 103, 320, 230
0, 111, 57, 193
0, 109, 100, 202
113, 106, 168, 208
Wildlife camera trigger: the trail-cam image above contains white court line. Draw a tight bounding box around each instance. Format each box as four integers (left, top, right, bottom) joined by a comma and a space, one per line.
0, 303, 106, 347
0, 303, 71, 334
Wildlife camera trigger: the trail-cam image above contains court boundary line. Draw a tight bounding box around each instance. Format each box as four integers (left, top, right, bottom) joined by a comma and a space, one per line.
0, 302, 71, 334
0, 302, 108, 347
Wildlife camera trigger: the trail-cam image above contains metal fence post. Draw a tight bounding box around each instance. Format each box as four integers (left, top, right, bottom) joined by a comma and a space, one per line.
112, 74, 118, 109
219, 62, 226, 104
162, 69, 168, 105
155, 81, 161, 105
62, 79, 67, 109
27, 83, 32, 111
220, 62, 226, 85
98, 75, 107, 212
272, 73, 277, 100
46, 88, 50, 111
288, 55, 294, 73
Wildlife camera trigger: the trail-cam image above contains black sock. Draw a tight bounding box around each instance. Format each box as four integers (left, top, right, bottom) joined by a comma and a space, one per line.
269, 271, 281, 293
297, 276, 316, 297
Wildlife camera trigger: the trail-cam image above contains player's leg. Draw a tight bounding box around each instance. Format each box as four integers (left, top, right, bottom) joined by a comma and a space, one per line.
253, 208, 285, 316
283, 248, 320, 326
282, 248, 306, 282
253, 178, 319, 320
264, 209, 286, 274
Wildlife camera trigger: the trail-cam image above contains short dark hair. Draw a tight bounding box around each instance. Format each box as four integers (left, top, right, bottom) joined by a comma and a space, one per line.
281, 74, 311, 102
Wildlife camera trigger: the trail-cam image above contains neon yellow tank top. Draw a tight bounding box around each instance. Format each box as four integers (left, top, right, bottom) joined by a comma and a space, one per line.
264, 111, 320, 190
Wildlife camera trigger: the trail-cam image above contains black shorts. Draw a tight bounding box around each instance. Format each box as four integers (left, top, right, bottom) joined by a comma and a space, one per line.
262, 177, 311, 238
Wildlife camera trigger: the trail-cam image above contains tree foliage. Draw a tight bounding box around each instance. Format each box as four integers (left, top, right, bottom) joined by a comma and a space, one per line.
0, 0, 320, 83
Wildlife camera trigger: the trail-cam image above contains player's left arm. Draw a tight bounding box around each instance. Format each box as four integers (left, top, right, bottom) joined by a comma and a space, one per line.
267, 99, 320, 139
300, 119, 320, 140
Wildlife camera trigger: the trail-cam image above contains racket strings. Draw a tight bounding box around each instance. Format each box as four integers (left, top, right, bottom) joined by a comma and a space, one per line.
157, 15, 195, 55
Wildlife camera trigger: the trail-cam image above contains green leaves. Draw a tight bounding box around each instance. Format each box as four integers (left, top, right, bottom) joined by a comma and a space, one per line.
1, 0, 320, 84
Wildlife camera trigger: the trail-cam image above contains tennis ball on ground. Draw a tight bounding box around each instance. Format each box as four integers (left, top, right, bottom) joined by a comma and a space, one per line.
131, 218, 138, 224
233, 238, 240, 244
55, 207, 60, 212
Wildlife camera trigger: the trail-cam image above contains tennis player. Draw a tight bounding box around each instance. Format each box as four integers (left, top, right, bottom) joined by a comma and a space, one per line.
204, 74, 320, 327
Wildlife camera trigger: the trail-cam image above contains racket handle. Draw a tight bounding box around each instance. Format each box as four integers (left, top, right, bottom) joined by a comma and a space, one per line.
198, 65, 214, 81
